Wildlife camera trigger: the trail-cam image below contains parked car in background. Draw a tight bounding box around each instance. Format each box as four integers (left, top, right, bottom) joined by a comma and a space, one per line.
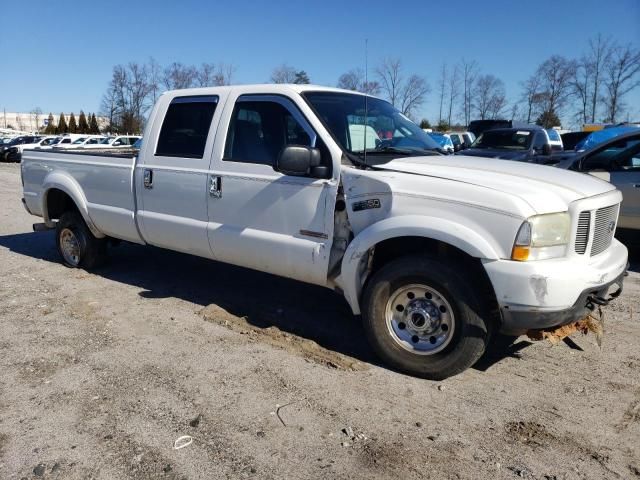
448, 132, 475, 152
556, 130, 640, 233
80, 135, 141, 149
561, 131, 590, 151
0, 136, 42, 162
427, 132, 454, 154
467, 119, 531, 138
21, 84, 628, 379
53, 135, 105, 149
460, 127, 567, 164
574, 125, 640, 152
52, 134, 86, 148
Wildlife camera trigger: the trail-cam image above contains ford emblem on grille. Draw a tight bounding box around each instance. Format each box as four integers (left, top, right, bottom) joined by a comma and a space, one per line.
609, 220, 616, 233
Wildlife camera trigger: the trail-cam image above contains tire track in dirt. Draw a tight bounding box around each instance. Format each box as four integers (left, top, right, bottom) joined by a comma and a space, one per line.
200, 303, 367, 371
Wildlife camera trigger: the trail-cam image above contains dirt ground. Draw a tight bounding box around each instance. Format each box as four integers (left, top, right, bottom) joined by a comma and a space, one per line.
0, 162, 639, 480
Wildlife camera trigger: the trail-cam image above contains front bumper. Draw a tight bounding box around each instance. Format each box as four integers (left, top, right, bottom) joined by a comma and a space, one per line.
483, 239, 629, 334
498, 267, 626, 334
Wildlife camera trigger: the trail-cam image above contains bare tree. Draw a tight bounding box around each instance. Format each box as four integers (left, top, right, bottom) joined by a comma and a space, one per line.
586, 34, 612, 122
336, 68, 380, 95
571, 59, 591, 125
30, 107, 42, 132
437, 63, 447, 124
535, 55, 576, 118
376, 58, 403, 107
376, 58, 429, 118
127, 62, 152, 128
163, 62, 197, 90
459, 59, 478, 126
601, 43, 640, 123
447, 65, 460, 126
398, 75, 430, 119
520, 74, 542, 123
148, 57, 163, 104
270, 64, 297, 83
509, 103, 520, 121
196, 62, 217, 87
473, 75, 506, 120
213, 63, 235, 86
100, 84, 120, 133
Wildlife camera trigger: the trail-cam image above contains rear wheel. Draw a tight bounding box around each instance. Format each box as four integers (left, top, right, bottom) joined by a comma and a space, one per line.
55, 211, 107, 269
362, 255, 490, 380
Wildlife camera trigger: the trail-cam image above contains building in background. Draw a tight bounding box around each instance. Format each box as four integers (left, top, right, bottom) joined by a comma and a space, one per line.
0, 111, 107, 133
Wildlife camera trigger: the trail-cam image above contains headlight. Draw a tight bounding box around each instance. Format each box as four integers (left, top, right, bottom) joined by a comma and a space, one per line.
511, 212, 570, 261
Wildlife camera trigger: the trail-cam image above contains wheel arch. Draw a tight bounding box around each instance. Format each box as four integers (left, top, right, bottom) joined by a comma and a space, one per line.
42, 172, 104, 238
338, 215, 500, 315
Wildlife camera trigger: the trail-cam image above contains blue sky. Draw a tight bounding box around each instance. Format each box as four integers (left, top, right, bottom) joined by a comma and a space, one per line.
1, 0, 638, 127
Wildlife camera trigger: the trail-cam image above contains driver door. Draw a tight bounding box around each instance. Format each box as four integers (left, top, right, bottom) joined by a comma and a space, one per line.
206, 93, 338, 286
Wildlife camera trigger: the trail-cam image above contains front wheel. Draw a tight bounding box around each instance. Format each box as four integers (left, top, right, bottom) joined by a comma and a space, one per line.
362, 255, 490, 380
55, 211, 107, 269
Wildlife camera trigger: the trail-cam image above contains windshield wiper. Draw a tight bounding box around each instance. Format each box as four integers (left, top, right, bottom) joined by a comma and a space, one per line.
368, 146, 415, 155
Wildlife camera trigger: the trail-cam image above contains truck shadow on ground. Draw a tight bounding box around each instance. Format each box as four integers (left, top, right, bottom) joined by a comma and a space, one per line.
10, 230, 630, 374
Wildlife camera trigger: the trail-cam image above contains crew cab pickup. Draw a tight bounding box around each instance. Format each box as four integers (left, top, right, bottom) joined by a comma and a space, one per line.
21, 85, 629, 379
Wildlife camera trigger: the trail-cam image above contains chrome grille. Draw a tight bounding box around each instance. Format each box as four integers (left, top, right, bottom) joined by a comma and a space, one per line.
591, 204, 619, 256
574, 211, 590, 254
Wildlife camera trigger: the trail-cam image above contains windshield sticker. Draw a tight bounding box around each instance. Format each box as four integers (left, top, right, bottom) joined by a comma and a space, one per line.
516, 131, 530, 135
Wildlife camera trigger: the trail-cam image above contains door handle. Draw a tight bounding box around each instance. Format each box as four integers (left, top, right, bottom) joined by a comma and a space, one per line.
209, 175, 222, 198
143, 169, 153, 189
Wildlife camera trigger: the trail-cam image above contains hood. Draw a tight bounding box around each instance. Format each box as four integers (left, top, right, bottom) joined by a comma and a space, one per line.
377, 155, 616, 214
460, 148, 529, 161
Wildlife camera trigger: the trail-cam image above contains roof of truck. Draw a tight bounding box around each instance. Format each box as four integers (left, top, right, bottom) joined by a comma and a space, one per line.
162, 84, 368, 98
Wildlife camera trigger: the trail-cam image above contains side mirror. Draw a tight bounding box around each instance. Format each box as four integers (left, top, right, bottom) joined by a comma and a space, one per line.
113, 141, 121, 146
542, 144, 552, 156
276, 145, 322, 176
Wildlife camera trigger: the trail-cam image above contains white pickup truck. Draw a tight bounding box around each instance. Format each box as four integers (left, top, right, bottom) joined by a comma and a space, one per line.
21, 85, 628, 379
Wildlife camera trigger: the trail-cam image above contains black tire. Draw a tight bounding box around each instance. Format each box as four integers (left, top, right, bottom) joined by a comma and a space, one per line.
362, 255, 490, 380
55, 211, 107, 269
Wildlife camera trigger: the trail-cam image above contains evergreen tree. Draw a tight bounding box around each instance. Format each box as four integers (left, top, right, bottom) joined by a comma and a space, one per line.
293, 70, 310, 84
57, 113, 68, 134
419, 119, 432, 129
68, 113, 78, 133
78, 111, 89, 134
436, 119, 450, 132
89, 113, 100, 134
45, 113, 55, 134
535, 110, 561, 129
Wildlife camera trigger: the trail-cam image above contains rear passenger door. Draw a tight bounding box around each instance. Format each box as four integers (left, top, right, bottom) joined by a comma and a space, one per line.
136, 95, 223, 258
206, 93, 337, 286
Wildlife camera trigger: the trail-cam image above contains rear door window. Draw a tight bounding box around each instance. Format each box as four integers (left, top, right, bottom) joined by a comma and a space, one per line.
156, 96, 218, 158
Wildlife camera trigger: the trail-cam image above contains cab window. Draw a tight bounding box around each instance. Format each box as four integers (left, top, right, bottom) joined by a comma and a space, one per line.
224, 99, 312, 167
156, 95, 218, 158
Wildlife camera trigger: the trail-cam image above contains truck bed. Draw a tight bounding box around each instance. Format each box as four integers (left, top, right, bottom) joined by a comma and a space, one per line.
21, 149, 143, 244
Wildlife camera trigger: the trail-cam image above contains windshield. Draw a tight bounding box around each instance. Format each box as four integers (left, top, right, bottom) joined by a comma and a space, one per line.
303, 91, 441, 165
472, 130, 533, 151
